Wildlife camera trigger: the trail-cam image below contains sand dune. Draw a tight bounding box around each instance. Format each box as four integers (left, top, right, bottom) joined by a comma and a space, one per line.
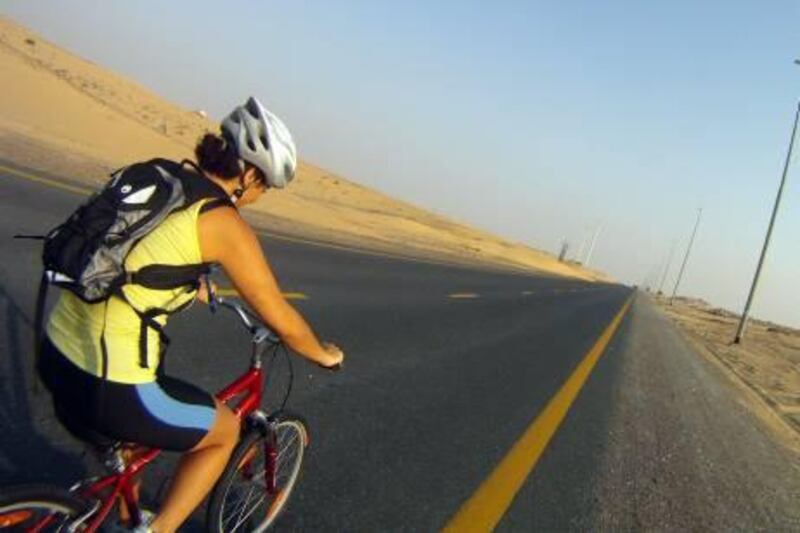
0, 16, 605, 281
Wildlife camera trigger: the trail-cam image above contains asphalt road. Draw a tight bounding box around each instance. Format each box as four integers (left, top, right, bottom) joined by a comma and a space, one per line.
1, 162, 798, 531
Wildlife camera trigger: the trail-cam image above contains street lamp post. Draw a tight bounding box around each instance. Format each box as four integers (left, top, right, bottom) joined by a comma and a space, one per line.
657, 239, 677, 295
575, 230, 588, 264
733, 99, 800, 343
584, 225, 602, 267
670, 208, 703, 305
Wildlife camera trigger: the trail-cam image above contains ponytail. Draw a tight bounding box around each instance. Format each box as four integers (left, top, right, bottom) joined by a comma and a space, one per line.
194, 133, 241, 179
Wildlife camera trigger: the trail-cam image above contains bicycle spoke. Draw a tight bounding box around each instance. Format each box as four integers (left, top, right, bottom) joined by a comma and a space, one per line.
279, 447, 298, 466
225, 485, 256, 531
272, 428, 301, 487
277, 429, 291, 446
277, 428, 299, 449
237, 461, 267, 486
230, 492, 268, 532
276, 433, 299, 462
278, 431, 298, 450
221, 493, 244, 530
223, 484, 256, 531
233, 487, 253, 532
211, 422, 306, 532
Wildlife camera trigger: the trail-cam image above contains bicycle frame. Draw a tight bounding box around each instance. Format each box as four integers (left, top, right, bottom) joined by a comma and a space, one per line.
59, 363, 266, 532
26, 298, 287, 532
69, 367, 260, 531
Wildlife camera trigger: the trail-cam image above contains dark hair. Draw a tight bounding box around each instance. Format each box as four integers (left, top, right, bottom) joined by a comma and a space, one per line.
195, 133, 241, 179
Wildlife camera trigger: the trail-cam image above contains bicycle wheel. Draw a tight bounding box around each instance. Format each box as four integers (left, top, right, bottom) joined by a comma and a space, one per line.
207, 416, 308, 532
0, 484, 91, 531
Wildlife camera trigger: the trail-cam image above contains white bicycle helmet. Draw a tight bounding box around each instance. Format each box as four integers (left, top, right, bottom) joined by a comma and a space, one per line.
221, 97, 297, 188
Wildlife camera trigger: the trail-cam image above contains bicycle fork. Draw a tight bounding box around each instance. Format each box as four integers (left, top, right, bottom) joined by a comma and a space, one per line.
265, 420, 278, 495
243, 413, 279, 495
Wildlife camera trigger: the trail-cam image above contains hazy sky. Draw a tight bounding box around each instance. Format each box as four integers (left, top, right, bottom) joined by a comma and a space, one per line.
4, 1, 799, 327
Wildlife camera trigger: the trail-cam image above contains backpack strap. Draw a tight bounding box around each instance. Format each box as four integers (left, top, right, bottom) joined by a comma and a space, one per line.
112, 262, 216, 369
137, 307, 170, 369
199, 197, 234, 214
133, 294, 198, 370
112, 285, 195, 370
129, 263, 212, 291
175, 159, 236, 210
146, 158, 235, 212
32, 272, 50, 394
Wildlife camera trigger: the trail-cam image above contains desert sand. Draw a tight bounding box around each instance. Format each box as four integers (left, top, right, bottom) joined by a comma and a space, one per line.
0, 16, 606, 281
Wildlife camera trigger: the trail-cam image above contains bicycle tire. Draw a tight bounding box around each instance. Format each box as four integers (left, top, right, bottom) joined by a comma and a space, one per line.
206, 415, 308, 532
0, 484, 91, 531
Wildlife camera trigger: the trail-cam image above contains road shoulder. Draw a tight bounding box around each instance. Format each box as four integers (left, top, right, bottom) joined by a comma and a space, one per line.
591, 295, 800, 529
650, 293, 800, 456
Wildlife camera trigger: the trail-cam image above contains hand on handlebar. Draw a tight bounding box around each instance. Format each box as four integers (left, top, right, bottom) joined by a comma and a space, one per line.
197, 277, 218, 305
318, 342, 344, 371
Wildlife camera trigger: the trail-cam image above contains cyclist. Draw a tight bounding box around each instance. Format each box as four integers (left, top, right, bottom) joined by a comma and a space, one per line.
37, 96, 344, 533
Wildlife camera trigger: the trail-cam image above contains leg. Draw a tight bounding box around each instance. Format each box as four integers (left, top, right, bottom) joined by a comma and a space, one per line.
116, 475, 140, 524
150, 400, 239, 533
117, 448, 144, 524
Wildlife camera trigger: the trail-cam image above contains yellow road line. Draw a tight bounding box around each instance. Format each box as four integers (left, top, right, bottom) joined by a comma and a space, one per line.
449, 293, 479, 299
215, 288, 241, 298
283, 292, 308, 300
216, 288, 308, 300
442, 293, 635, 532
0, 164, 92, 195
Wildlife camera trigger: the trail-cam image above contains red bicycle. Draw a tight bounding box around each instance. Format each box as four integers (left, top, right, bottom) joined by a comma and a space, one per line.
0, 296, 326, 532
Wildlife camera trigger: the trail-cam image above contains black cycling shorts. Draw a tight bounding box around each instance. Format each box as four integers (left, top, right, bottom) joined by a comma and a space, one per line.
38, 337, 217, 452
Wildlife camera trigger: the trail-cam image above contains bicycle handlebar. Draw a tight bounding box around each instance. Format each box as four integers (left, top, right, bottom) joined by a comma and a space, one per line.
210, 295, 342, 372
213, 296, 282, 345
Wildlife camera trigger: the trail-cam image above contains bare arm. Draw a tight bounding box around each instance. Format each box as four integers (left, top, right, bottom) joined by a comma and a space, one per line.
198, 207, 342, 367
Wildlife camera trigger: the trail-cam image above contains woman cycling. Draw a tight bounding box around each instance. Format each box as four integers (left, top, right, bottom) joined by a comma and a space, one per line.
38, 96, 344, 533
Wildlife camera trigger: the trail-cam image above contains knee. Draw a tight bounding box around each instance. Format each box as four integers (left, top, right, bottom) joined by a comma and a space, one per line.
190, 404, 240, 452
217, 406, 240, 448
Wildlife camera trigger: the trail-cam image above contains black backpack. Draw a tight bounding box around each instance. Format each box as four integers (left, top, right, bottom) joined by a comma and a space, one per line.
28, 158, 234, 376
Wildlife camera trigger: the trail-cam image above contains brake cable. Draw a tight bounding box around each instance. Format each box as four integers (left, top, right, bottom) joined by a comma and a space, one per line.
261, 341, 294, 413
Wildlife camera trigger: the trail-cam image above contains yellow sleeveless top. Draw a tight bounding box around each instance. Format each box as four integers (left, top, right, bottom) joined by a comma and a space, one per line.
46, 199, 210, 384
